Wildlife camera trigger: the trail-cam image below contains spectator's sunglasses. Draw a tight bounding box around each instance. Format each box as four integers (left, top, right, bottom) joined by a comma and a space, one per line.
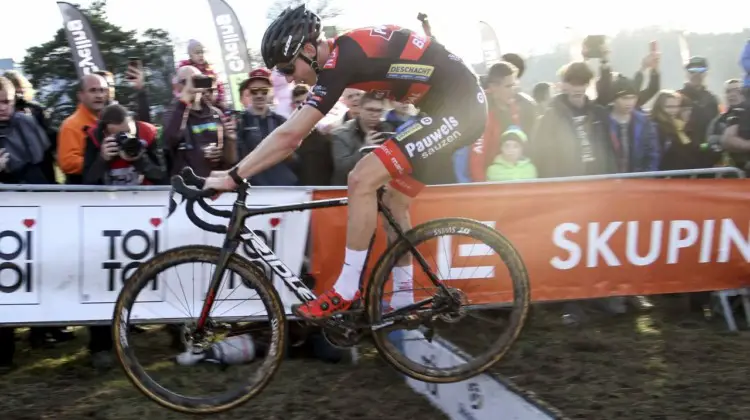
250, 88, 269, 96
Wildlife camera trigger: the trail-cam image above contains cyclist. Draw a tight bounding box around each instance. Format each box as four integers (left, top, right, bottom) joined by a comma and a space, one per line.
202, 5, 487, 320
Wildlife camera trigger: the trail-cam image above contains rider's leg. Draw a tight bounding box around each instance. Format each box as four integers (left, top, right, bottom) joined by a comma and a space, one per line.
381, 188, 413, 309
331, 154, 392, 300
293, 153, 392, 319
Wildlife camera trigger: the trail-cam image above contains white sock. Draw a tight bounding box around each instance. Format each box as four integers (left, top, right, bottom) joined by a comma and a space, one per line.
333, 248, 368, 300
389, 265, 414, 309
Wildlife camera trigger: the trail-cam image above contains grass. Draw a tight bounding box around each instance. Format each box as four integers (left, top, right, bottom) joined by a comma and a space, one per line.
0, 328, 447, 420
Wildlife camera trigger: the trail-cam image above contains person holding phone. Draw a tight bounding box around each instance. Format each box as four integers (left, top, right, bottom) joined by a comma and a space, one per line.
161, 65, 236, 177
329, 91, 394, 185
586, 37, 661, 109
93, 59, 151, 123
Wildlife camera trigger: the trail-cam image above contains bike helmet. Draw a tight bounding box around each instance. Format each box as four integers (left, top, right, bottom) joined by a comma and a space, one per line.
261, 5, 322, 72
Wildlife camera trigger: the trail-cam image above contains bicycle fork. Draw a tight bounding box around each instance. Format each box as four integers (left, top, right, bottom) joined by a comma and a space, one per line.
195, 203, 246, 333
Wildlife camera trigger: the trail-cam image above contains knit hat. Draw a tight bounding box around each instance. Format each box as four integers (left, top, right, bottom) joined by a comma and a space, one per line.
187, 39, 203, 54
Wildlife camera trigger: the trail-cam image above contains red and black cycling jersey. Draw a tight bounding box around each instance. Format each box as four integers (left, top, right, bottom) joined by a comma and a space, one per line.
305, 25, 478, 116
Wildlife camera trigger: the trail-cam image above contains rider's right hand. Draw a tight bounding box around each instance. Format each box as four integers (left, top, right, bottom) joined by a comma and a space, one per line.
202, 171, 237, 199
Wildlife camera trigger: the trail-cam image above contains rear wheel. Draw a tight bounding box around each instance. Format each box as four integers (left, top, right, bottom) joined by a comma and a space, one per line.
366, 217, 530, 383
112, 245, 286, 414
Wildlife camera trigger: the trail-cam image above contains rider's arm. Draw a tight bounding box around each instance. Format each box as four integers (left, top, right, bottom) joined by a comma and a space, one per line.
232, 37, 362, 181
232, 106, 324, 180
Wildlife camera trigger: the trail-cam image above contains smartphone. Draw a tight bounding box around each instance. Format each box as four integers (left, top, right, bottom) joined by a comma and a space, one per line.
417, 12, 428, 23
372, 132, 396, 143
192, 75, 213, 89
126, 57, 141, 80
649, 40, 658, 53
583, 35, 606, 59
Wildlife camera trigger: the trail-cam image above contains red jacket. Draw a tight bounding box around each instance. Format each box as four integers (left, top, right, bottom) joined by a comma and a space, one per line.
468, 101, 521, 182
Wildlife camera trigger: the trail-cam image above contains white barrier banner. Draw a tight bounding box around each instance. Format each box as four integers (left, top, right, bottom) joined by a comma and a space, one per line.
401, 330, 553, 420
0, 188, 312, 325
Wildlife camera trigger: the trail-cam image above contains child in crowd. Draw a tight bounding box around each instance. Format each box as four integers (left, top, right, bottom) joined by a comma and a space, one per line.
485, 127, 538, 181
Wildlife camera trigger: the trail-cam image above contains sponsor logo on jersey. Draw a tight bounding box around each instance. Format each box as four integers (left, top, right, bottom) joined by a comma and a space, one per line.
395, 120, 424, 141
477, 91, 485, 104
405, 116, 461, 158
448, 54, 462, 62
323, 46, 339, 69
386, 64, 434, 82
312, 84, 327, 97
371, 25, 394, 40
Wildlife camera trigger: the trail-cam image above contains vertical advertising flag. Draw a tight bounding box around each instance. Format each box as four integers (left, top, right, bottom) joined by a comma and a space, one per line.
57, 2, 106, 78
478, 21, 501, 72
207, 0, 252, 111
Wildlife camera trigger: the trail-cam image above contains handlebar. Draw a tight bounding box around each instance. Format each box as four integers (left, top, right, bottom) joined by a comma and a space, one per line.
171, 167, 216, 200
170, 167, 238, 234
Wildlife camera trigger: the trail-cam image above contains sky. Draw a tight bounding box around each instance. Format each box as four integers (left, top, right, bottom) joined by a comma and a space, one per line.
1, 0, 747, 72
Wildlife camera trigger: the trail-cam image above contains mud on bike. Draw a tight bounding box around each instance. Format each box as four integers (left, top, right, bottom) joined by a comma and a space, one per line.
112, 162, 530, 414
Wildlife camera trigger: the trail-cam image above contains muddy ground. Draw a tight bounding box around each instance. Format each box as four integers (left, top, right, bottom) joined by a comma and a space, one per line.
0, 327, 446, 420
486, 300, 750, 419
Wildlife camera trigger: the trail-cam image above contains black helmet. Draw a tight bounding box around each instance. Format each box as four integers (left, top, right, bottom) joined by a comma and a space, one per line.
261, 5, 322, 70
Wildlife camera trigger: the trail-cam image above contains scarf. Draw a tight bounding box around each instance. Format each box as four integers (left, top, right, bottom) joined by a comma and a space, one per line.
655, 112, 691, 145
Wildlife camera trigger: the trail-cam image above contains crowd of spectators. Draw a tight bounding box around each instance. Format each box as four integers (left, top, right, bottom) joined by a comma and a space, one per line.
2, 33, 750, 374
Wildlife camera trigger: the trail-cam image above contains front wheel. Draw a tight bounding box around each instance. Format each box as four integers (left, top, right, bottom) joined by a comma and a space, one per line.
366, 217, 530, 383
112, 245, 286, 414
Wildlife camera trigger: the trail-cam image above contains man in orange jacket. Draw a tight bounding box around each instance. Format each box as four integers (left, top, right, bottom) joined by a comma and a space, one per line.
57, 74, 108, 184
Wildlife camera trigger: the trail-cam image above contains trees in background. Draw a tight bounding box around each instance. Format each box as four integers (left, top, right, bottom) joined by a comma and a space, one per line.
21, 1, 174, 125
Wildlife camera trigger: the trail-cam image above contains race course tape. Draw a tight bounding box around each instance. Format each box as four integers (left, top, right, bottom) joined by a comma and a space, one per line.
395, 330, 568, 420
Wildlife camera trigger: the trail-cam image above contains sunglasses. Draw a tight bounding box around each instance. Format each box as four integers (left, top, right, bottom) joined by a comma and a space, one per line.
250, 88, 269, 95
276, 62, 296, 76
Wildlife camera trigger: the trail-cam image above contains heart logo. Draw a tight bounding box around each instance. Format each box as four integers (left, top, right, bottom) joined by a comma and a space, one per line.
269, 217, 281, 228
150, 218, 162, 228
23, 219, 35, 228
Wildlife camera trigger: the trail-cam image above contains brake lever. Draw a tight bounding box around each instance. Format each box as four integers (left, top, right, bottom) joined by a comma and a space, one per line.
180, 166, 206, 189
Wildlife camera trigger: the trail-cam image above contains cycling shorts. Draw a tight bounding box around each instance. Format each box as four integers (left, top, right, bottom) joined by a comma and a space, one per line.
373, 83, 488, 197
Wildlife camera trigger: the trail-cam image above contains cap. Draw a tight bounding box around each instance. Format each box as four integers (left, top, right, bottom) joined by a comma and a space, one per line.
500, 126, 528, 144
612, 74, 637, 98
248, 68, 272, 85
685, 56, 708, 73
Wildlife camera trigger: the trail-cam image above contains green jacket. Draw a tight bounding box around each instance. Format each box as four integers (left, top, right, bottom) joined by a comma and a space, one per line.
486, 156, 538, 181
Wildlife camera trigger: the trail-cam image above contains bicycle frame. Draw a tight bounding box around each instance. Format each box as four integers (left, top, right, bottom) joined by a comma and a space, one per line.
194, 187, 443, 332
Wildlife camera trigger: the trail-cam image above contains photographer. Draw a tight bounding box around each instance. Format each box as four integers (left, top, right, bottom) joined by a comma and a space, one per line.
82, 103, 167, 185
162, 65, 236, 176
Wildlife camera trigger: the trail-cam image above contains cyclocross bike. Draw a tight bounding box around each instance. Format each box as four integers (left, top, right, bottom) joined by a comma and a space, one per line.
112, 160, 530, 414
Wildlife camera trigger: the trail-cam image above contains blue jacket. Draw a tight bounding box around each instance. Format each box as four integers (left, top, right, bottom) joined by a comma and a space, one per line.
608, 110, 660, 173
741, 40, 750, 87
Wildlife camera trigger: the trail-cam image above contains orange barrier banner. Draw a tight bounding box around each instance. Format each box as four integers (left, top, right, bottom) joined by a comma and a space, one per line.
310, 179, 750, 302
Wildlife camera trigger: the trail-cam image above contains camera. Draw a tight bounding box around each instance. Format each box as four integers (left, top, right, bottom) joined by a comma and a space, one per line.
192, 74, 214, 89
417, 12, 428, 23
582, 35, 607, 59
115, 131, 144, 158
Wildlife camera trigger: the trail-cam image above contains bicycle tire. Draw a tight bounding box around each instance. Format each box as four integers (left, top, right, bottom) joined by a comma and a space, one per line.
365, 217, 530, 383
112, 245, 287, 414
